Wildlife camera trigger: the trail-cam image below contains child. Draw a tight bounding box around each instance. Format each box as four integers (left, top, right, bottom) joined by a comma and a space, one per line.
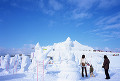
90, 65, 95, 77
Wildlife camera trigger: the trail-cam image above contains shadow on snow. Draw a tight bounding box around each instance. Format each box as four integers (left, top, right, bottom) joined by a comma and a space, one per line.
0, 73, 26, 81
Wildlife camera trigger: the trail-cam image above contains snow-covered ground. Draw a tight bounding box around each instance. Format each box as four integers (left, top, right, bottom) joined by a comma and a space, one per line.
0, 52, 120, 81
0, 37, 120, 81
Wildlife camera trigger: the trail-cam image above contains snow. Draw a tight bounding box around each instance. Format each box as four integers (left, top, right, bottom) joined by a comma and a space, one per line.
0, 37, 120, 81
19, 54, 31, 72
57, 53, 80, 81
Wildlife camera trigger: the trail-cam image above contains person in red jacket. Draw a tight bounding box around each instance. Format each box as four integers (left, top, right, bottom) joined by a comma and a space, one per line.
102, 55, 110, 79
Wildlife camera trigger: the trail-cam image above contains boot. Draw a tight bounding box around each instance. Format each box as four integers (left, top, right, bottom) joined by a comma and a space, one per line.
90, 74, 92, 77
82, 75, 84, 77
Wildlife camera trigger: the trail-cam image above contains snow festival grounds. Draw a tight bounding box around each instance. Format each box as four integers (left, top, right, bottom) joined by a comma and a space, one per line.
0, 52, 120, 81
0, 38, 120, 81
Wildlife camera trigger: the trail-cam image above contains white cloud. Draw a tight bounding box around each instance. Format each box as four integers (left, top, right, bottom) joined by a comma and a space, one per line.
98, 0, 120, 9
103, 39, 111, 42
73, 12, 90, 19
49, 0, 63, 11
96, 17, 109, 25
112, 31, 120, 35
103, 23, 120, 30
93, 12, 120, 39
106, 14, 120, 24
66, 0, 97, 19
96, 13, 120, 26
112, 31, 120, 38
95, 31, 114, 38
68, 0, 97, 11
102, 34, 114, 38
94, 30, 120, 40
71, 9, 92, 19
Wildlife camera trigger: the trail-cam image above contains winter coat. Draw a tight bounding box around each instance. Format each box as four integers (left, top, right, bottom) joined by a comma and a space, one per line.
81, 58, 87, 67
103, 58, 110, 69
90, 66, 94, 73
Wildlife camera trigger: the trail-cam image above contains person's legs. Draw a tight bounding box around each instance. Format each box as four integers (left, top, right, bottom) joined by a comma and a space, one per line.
106, 69, 110, 79
92, 73, 95, 77
82, 67, 84, 77
85, 67, 88, 77
90, 72, 92, 77
105, 69, 110, 79
105, 69, 107, 78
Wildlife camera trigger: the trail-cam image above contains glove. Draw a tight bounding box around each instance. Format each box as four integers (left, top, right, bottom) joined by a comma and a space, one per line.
102, 66, 104, 68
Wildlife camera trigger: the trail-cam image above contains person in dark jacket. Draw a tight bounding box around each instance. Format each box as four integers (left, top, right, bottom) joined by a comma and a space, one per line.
102, 55, 110, 79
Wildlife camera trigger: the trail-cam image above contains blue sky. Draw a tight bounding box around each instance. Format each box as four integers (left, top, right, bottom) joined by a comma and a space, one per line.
0, 0, 120, 54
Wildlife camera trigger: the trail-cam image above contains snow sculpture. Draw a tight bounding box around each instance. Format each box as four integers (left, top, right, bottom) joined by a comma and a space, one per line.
28, 42, 52, 81
2, 54, 10, 71
57, 53, 80, 81
30, 52, 34, 60
28, 42, 52, 76
65, 37, 74, 48
10, 54, 22, 69
57, 38, 80, 81
10, 57, 14, 69
19, 54, 31, 72
48, 53, 61, 71
0, 56, 5, 69
54, 53, 61, 64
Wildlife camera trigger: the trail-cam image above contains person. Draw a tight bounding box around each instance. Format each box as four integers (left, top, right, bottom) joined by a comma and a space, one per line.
90, 64, 95, 77
80, 55, 88, 77
102, 55, 110, 79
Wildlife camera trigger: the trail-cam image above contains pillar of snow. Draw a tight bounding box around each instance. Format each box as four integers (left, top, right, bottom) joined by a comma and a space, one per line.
10, 57, 15, 68
1, 56, 5, 69
2, 54, 10, 71
50, 53, 61, 71
10, 54, 22, 69
15, 54, 22, 69
60, 37, 73, 61
28, 42, 52, 81
54, 53, 61, 64
28, 42, 51, 73
30, 52, 34, 60
19, 54, 31, 72
57, 37, 80, 81
75, 57, 79, 65
57, 53, 80, 81
65, 37, 73, 48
